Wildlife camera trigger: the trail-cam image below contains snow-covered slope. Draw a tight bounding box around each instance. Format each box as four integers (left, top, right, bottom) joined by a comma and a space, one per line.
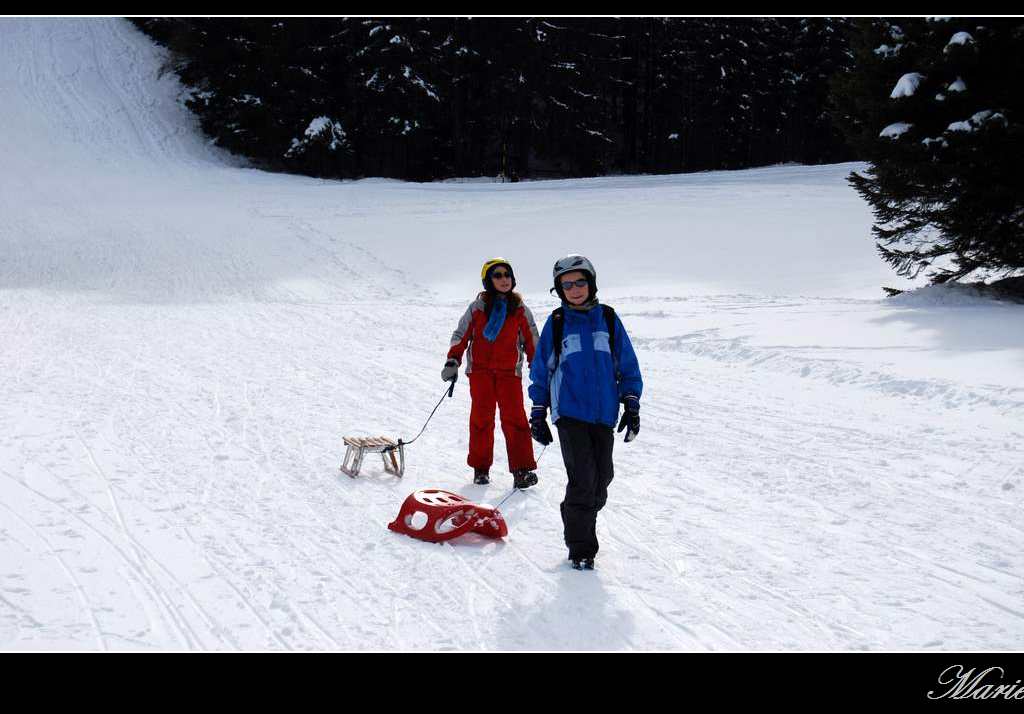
2, 18, 1022, 651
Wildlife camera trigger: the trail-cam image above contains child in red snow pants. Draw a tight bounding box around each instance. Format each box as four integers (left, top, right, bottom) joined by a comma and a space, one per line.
468, 369, 537, 473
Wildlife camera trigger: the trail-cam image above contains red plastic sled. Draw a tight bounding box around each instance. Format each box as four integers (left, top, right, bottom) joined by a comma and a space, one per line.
388, 489, 508, 543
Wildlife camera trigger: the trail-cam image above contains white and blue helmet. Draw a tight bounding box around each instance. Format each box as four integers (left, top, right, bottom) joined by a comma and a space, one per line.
552, 254, 597, 299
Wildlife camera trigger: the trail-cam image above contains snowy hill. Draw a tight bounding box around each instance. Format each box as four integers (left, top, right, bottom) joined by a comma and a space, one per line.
1, 18, 1022, 651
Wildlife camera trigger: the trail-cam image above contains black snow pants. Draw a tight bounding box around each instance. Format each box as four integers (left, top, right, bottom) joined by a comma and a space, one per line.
555, 416, 615, 560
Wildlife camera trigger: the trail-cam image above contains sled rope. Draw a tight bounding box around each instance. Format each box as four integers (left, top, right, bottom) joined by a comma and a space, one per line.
494, 444, 549, 509
384, 380, 455, 452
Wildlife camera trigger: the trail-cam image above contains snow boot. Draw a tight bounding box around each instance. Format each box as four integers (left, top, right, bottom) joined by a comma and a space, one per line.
473, 468, 490, 485
570, 558, 595, 571
513, 469, 538, 489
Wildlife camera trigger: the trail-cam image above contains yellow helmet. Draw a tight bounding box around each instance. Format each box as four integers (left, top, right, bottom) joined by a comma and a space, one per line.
480, 257, 512, 281
477, 257, 516, 290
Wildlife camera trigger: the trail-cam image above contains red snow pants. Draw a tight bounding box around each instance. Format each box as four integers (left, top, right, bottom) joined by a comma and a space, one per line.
467, 369, 537, 473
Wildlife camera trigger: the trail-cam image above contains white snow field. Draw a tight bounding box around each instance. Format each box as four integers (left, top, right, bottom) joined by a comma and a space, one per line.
2, 18, 1023, 652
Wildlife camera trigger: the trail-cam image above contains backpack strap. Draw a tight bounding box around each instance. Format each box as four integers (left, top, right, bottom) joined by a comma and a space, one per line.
551, 307, 565, 366
602, 305, 621, 382
602, 305, 617, 356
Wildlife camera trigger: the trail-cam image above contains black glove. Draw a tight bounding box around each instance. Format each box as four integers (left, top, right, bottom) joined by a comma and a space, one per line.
441, 358, 459, 383
530, 406, 553, 446
617, 396, 640, 442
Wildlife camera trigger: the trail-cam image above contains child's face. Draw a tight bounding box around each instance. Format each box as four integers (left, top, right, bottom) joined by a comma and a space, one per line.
490, 267, 513, 293
560, 271, 590, 305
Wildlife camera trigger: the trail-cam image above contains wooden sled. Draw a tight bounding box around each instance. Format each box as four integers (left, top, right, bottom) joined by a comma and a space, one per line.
340, 435, 405, 478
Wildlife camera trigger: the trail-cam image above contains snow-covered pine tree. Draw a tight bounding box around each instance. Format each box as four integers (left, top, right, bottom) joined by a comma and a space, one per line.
616, 18, 664, 174
278, 20, 358, 178
135, 18, 857, 183
837, 17, 1024, 283
786, 18, 855, 165
463, 18, 541, 181
743, 18, 792, 168
437, 18, 500, 178
150, 18, 293, 163
684, 18, 787, 171
133, 18, 356, 177
654, 19, 721, 173
532, 19, 618, 177
632, 18, 721, 173
349, 18, 447, 180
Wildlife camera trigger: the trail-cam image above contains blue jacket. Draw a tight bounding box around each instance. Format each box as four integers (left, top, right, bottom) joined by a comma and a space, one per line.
528, 302, 643, 427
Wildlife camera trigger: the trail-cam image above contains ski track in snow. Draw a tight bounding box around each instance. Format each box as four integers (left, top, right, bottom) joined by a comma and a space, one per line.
1, 18, 1023, 650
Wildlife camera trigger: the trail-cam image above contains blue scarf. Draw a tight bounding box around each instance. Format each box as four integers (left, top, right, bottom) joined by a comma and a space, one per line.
482, 295, 508, 342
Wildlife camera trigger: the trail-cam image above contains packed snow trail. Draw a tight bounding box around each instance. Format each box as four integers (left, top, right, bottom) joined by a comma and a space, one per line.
1, 19, 1023, 650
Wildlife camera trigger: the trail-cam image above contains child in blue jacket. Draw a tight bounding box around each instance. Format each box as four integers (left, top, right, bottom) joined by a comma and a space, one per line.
528, 254, 643, 570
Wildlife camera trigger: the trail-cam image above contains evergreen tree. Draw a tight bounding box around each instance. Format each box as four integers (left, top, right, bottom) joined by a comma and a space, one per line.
836, 18, 1024, 282
134, 17, 857, 183
437, 18, 502, 177
789, 18, 855, 165
347, 18, 448, 180
533, 19, 618, 177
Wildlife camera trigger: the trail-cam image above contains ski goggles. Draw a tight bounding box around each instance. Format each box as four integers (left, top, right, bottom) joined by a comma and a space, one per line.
560, 278, 589, 290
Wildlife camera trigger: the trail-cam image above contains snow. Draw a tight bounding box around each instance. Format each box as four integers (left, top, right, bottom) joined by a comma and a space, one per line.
402, 66, 439, 101
946, 110, 1005, 133
286, 117, 347, 156
388, 116, 420, 136
890, 72, 925, 99
948, 77, 966, 93
304, 116, 332, 137
2, 19, 1024, 652
888, 283, 1008, 307
880, 122, 912, 139
945, 32, 974, 50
